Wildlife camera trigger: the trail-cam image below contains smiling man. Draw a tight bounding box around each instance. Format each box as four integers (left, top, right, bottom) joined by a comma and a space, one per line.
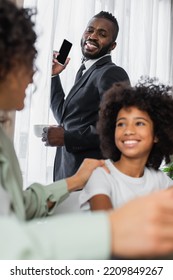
45, 11, 130, 181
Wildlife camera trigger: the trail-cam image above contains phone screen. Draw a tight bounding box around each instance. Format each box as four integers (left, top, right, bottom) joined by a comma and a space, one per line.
57, 39, 72, 65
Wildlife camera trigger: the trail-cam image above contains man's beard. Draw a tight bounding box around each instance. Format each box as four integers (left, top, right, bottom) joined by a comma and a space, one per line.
81, 39, 112, 60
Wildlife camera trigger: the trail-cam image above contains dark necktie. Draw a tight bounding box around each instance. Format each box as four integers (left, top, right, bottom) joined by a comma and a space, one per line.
75, 63, 86, 83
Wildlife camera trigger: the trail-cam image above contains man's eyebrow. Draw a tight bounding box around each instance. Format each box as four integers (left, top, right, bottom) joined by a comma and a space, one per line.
86, 26, 108, 32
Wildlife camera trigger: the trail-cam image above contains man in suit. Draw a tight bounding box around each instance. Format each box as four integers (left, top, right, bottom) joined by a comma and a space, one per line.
42, 11, 130, 181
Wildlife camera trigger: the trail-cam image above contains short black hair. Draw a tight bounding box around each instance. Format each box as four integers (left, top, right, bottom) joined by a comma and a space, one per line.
97, 82, 173, 170
0, 0, 37, 80
94, 11, 119, 41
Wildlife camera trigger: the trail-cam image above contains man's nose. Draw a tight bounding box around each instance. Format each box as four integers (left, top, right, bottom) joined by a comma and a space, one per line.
88, 32, 98, 40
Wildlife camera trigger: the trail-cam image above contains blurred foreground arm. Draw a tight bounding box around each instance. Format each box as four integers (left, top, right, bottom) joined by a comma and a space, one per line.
1, 188, 173, 259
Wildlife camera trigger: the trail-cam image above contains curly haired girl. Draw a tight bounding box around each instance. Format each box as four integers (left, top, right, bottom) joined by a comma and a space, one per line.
79, 82, 173, 210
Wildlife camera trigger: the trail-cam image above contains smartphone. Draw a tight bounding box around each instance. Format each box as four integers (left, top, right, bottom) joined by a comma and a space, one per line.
57, 39, 72, 65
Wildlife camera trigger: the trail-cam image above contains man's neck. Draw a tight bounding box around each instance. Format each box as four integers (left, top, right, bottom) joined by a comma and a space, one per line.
84, 54, 111, 71
84, 53, 110, 62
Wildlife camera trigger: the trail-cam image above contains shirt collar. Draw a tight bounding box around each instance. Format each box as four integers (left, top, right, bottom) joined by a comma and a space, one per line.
84, 54, 111, 71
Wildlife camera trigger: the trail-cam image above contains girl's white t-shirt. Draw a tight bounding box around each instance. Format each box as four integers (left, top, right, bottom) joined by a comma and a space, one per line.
79, 159, 173, 211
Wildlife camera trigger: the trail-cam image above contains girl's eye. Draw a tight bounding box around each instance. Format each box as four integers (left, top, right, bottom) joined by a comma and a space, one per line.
116, 122, 125, 127
136, 121, 145, 126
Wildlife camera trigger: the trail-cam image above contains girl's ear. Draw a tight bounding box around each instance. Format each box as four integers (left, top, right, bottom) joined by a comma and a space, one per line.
154, 136, 159, 143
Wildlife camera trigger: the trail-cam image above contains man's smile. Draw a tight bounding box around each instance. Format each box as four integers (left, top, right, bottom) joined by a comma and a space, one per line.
84, 40, 99, 51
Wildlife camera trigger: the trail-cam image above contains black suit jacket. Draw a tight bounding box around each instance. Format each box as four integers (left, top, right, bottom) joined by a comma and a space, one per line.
51, 55, 130, 180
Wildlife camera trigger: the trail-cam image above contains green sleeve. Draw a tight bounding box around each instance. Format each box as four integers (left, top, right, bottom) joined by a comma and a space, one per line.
23, 179, 69, 220
0, 212, 111, 259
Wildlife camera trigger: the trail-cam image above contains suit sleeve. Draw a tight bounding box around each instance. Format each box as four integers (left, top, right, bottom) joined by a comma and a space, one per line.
64, 66, 130, 153
98, 65, 130, 94
50, 75, 65, 123
0, 213, 111, 259
64, 125, 100, 153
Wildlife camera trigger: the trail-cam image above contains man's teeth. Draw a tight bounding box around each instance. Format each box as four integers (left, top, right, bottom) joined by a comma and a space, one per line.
86, 42, 97, 49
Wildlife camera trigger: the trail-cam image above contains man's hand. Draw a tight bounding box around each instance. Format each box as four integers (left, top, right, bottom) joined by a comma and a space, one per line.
52, 51, 70, 76
109, 188, 173, 258
42, 126, 64, 146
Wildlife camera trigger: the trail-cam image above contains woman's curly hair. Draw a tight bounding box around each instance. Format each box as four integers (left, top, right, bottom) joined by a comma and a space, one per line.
97, 82, 173, 170
0, 0, 37, 80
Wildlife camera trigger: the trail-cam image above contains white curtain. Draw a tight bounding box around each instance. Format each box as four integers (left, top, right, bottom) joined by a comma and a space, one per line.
14, 0, 173, 188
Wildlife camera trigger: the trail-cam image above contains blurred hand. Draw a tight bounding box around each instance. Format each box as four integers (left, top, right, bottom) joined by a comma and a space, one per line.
66, 158, 110, 192
109, 188, 173, 258
52, 51, 70, 76
42, 126, 64, 146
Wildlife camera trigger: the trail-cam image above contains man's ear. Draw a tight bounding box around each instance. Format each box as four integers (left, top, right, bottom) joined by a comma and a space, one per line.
111, 42, 117, 51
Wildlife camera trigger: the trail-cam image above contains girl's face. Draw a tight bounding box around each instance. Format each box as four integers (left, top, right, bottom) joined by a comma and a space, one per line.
115, 106, 158, 161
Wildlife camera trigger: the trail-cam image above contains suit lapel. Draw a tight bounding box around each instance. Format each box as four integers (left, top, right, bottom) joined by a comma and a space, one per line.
60, 56, 112, 122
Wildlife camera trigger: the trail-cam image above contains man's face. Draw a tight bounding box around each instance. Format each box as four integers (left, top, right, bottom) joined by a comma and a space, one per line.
81, 17, 116, 60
